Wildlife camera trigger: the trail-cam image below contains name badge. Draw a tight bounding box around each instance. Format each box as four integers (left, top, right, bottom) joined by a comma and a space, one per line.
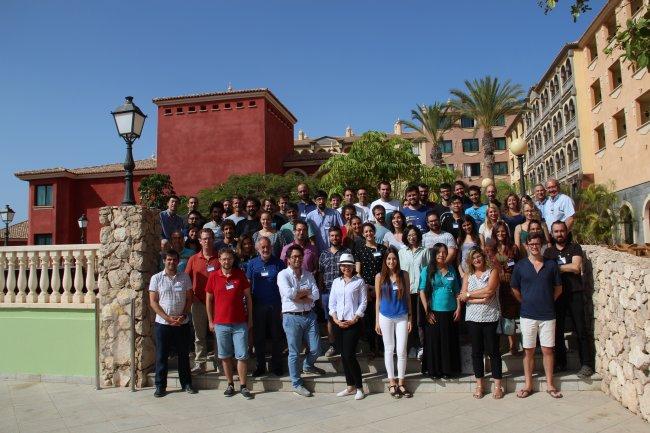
446, 275, 455, 281
225, 282, 235, 290
558, 256, 567, 265
392, 282, 398, 291
452, 223, 459, 229
207, 266, 215, 272
173, 284, 184, 292
261, 271, 269, 277
507, 259, 515, 268
300, 284, 310, 292
373, 251, 381, 257
300, 213, 306, 219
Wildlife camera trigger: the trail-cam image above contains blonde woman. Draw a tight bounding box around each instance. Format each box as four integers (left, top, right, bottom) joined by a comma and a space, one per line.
514, 203, 550, 255
479, 203, 502, 248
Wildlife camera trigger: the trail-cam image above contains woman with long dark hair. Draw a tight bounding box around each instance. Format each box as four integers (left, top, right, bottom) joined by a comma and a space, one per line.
493, 221, 521, 355
418, 243, 461, 379
375, 247, 412, 398
502, 193, 524, 239
383, 210, 407, 250
458, 215, 480, 278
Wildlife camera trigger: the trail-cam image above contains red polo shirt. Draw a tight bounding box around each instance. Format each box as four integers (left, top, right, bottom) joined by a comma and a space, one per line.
205, 268, 250, 324
184, 252, 220, 303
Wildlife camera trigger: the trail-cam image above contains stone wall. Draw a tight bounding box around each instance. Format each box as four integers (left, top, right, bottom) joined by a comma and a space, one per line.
97, 206, 160, 387
584, 245, 650, 421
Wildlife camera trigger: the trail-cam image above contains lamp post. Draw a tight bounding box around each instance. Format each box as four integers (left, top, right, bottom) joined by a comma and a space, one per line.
78, 214, 88, 244
509, 138, 528, 197
0, 204, 16, 246
111, 96, 147, 205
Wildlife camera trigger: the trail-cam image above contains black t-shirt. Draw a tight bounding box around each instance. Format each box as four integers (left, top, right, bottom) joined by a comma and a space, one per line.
236, 218, 262, 237
353, 243, 387, 286
440, 212, 474, 240
544, 242, 584, 293
429, 203, 449, 218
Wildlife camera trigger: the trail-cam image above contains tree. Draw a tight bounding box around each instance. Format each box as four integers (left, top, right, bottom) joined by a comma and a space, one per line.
317, 131, 456, 200
449, 76, 526, 184
573, 183, 619, 245
399, 103, 456, 168
138, 174, 176, 210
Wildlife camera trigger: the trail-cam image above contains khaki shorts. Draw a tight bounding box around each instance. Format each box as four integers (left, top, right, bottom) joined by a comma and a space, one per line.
520, 318, 556, 349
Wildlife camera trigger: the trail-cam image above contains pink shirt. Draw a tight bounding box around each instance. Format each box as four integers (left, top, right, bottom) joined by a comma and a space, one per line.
280, 241, 318, 272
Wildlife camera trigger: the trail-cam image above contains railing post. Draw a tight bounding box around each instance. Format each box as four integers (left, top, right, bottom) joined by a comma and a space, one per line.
16, 252, 27, 303
50, 250, 61, 303
73, 249, 84, 304
38, 251, 50, 303
27, 251, 38, 303
0, 252, 5, 303
5, 252, 16, 303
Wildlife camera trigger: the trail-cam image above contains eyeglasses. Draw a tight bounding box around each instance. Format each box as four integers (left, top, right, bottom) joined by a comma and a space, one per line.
289, 255, 303, 260
527, 242, 542, 247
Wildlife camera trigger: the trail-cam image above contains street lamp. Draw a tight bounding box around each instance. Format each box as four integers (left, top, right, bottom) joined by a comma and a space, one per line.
78, 214, 88, 244
111, 96, 147, 205
509, 138, 528, 197
0, 204, 16, 246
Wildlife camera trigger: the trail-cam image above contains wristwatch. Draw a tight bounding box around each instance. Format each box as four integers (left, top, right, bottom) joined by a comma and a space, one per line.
465, 292, 471, 300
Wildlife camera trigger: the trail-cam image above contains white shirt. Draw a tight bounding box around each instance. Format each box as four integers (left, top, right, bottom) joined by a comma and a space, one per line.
543, 193, 575, 231
369, 198, 401, 221
277, 268, 320, 313
422, 230, 457, 250
338, 203, 371, 222
328, 275, 367, 321
148, 270, 192, 325
226, 214, 246, 225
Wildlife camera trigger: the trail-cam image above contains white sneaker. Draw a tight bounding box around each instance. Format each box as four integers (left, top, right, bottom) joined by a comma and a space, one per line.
336, 388, 355, 397
355, 389, 365, 400
293, 385, 312, 397
408, 348, 417, 359
417, 348, 424, 361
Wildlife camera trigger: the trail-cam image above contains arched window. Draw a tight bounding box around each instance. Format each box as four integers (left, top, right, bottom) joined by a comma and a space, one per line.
620, 205, 634, 244
569, 99, 576, 119
560, 150, 566, 168
567, 144, 574, 162
560, 66, 567, 83
566, 59, 573, 78
572, 141, 579, 160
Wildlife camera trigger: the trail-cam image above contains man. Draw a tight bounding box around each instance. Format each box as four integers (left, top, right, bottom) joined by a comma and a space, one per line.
297, 183, 316, 219
356, 187, 372, 221
246, 237, 286, 377
485, 184, 501, 208
545, 221, 593, 378
186, 196, 206, 228
453, 180, 472, 210
371, 205, 390, 245
160, 195, 184, 241
222, 199, 232, 218
438, 182, 453, 210
184, 229, 221, 375
262, 198, 287, 230
317, 227, 350, 357
402, 185, 429, 233
277, 245, 326, 397
329, 193, 342, 211
306, 190, 344, 253
543, 179, 576, 232
236, 197, 262, 237
465, 185, 487, 226
226, 196, 247, 225
418, 183, 435, 210
441, 195, 473, 239
422, 211, 457, 265
184, 211, 203, 238
533, 184, 548, 217
369, 181, 401, 221
347, 188, 370, 222
280, 204, 316, 245
205, 248, 254, 400
280, 221, 318, 272
278, 194, 291, 220
149, 250, 197, 397
202, 202, 224, 243
511, 232, 563, 399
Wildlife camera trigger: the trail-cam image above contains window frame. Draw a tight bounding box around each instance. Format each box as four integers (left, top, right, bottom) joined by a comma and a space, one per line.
34, 184, 53, 207
462, 138, 479, 152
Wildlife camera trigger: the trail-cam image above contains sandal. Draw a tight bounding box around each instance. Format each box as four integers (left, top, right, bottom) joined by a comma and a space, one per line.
388, 385, 401, 399
398, 385, 412, 398
547, 389, 563, 399
473, 386, 484, 399
516, 388, 533, 398
493, 386, 504, 400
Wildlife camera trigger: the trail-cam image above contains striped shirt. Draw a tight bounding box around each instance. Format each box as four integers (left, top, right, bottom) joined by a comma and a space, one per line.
465, 269, 500, 323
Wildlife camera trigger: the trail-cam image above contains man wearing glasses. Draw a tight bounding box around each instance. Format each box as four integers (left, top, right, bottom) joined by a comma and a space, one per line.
511, 232, 563, 399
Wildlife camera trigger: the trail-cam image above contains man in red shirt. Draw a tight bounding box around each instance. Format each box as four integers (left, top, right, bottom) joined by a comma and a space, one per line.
206, 248, 254, 400
185, 229, 220, 374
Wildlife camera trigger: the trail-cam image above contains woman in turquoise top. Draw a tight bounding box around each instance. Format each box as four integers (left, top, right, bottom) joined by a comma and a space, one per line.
418, 243, 461, 379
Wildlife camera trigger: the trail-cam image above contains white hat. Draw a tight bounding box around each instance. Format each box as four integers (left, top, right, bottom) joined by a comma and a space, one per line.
338, 253, 355, 265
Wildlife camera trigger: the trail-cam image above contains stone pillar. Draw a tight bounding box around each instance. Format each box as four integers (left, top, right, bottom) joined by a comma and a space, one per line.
97, 206, 160, 387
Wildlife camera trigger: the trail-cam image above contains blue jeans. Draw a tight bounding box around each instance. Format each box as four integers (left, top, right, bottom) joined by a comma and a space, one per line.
282, 311, 320, 388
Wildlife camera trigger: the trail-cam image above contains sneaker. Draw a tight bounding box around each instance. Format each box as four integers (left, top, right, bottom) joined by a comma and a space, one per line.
182, 385, 198, 394
191, 364, 206, 375
240, 386, 254, 400
354, 389, 365, 400
224, 383, 235, 397
324, 345, 338, 357
252, 368, 267, 378
154, 387, 166, 398
408, 348, 417, 359
303, 366, 326, 375
293, 385, 312, 397
577, 365, 594, 379
417, 348, 424, 361
336, 388, 355, 397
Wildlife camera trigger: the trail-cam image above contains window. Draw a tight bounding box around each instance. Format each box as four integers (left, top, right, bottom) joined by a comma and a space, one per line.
34, 234, 52, 245
446, 164, 455, 171
248, 101, 257, 107
631, 0, 643, 16
493, 162, 508, 175
438, 116, 451, 128
188, 106, 196, 113
604, 14, 617, 42
462, 138, 479, 152
636, 90, 650, 126
212, 104, 219, 111
35, 185, 52, 206
613, 109, 627, 139
439, 140, 453, 153
460, 116, 475, 128
495, 114, 505, 127
587, 38, 598, 63
620, 205, 634, 244
224, 103, 232, 110
176, 107, 183, 114
199, 105, 207, 112
411, 143, 420, 156
236, 102, 244, 109
463, 163, 481, 177
595, 124, 606, 151
609, 61, 622, 91
494, 137, 507, 150
591, 80, 602, 106
164, 108, 172, 115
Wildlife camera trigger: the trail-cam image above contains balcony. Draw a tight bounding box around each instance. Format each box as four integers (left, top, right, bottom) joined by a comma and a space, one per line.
568, 159, 580, 174
562, 79, 574, 96
557, 166, 567, 179
555, 127, 565, 143
543, 138, 554, 152
565, 117, 576, 133
551, 92, 561, 105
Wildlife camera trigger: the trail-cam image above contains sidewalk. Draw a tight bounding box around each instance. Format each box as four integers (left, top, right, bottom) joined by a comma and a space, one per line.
1, 380, 647, 433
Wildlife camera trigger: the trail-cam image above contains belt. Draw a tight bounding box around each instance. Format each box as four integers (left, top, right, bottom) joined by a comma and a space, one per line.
284, 310, 312, 316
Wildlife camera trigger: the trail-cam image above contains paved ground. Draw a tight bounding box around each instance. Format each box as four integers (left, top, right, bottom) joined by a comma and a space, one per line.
0, 380, 647, 433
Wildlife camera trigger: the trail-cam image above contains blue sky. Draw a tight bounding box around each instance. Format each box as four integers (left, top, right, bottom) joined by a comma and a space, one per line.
0, 0, 604, 222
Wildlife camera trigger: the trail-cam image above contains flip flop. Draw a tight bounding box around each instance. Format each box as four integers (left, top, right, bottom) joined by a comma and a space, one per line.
547, 389, 563, 399
473, 386, 484, 399
516, 388, 533, 398
493, 386, 505, 400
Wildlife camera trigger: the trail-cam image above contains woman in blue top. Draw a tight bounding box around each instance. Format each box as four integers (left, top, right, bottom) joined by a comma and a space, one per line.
375, 247, 413, 399
418, 243, 462, 379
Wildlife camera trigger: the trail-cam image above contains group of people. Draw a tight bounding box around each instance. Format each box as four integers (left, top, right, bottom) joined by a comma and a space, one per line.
149, 178, 593, 401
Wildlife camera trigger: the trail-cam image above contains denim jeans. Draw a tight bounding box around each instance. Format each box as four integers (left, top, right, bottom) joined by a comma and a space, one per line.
282, 311, 320, 388
154, 322, 192, 389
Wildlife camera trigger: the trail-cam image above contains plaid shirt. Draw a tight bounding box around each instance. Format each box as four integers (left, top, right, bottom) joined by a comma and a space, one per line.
318, 247, 351, 292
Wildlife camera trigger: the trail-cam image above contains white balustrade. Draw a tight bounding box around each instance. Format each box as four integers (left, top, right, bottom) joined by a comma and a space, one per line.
0, 244, 100, 308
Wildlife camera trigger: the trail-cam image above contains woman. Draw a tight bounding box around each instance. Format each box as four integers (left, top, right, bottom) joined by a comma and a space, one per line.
418, 243, 461, 379
355, 223, 388, 358
501, 193, 525, 239
329, 253, 368, 401
383, 210, 407, 250
252, 211, 286, 257
458, 248, 503, 400
184, 226, 201, 253
514, 203, 550, 255
235, 234, 256, 273
398, 226, 430, 360
170, 230, 195, 272
340, 204, 357, 238
493, 221, 521, 355
344, 215, 364, 251
214, 219, 237, 252
458, 216, 480, 278
479, 203, 502, 247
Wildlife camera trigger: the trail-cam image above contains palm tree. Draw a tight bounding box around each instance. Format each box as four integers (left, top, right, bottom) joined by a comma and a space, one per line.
449, 76, 525, 183
400, 102, 455, 168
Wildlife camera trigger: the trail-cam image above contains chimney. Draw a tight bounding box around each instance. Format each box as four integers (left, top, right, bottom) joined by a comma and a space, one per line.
394, 118, 402, 135
345, 126, 353, 138
298, 130, 305, 140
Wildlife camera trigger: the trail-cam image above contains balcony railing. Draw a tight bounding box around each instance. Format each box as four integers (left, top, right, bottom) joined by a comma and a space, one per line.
568, 159, 580, 173
557, 166, 567, 178
565, 117, 576, 133
543, 138, 554, 152
0, 244, 100, 307
562, 79, 574, 95
555, 127, 565, 143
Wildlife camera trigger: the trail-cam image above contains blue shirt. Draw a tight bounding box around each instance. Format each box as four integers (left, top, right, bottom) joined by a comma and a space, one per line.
465, 205, 487, 227
378, 279, 409, 318
160, 210, 184, 240
402, 205, 429, 233
418, 266, 460, 312
511, 258, 562, 321
245, 256, 286, 306
297, 201, 316, 220
374, 223, 390, 245
306, 207, 344, 252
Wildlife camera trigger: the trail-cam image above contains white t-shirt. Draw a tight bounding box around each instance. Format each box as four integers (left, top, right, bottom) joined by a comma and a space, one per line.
148, 271, 192, 325
369, 199, 401, 221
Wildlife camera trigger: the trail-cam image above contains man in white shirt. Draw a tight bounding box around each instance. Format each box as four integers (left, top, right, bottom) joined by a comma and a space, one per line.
340, 187, 370, 222
422, 211, 457, 265
277, 244, 326, 397
543, 179, 576, 232
225, 196, 247, 225
369, 181, 401, 222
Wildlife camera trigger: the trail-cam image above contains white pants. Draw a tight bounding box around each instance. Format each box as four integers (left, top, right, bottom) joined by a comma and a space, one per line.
378, 313, 409, 379
520, 318, 556, 349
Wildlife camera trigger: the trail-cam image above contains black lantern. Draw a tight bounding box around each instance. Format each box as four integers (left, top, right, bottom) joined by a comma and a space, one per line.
78, 214, 88, 244
0, 204, 16, 246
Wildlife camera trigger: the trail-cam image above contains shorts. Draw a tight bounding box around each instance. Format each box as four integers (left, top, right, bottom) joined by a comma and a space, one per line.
215, 323, 249, 360
520, 318, 556, 349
